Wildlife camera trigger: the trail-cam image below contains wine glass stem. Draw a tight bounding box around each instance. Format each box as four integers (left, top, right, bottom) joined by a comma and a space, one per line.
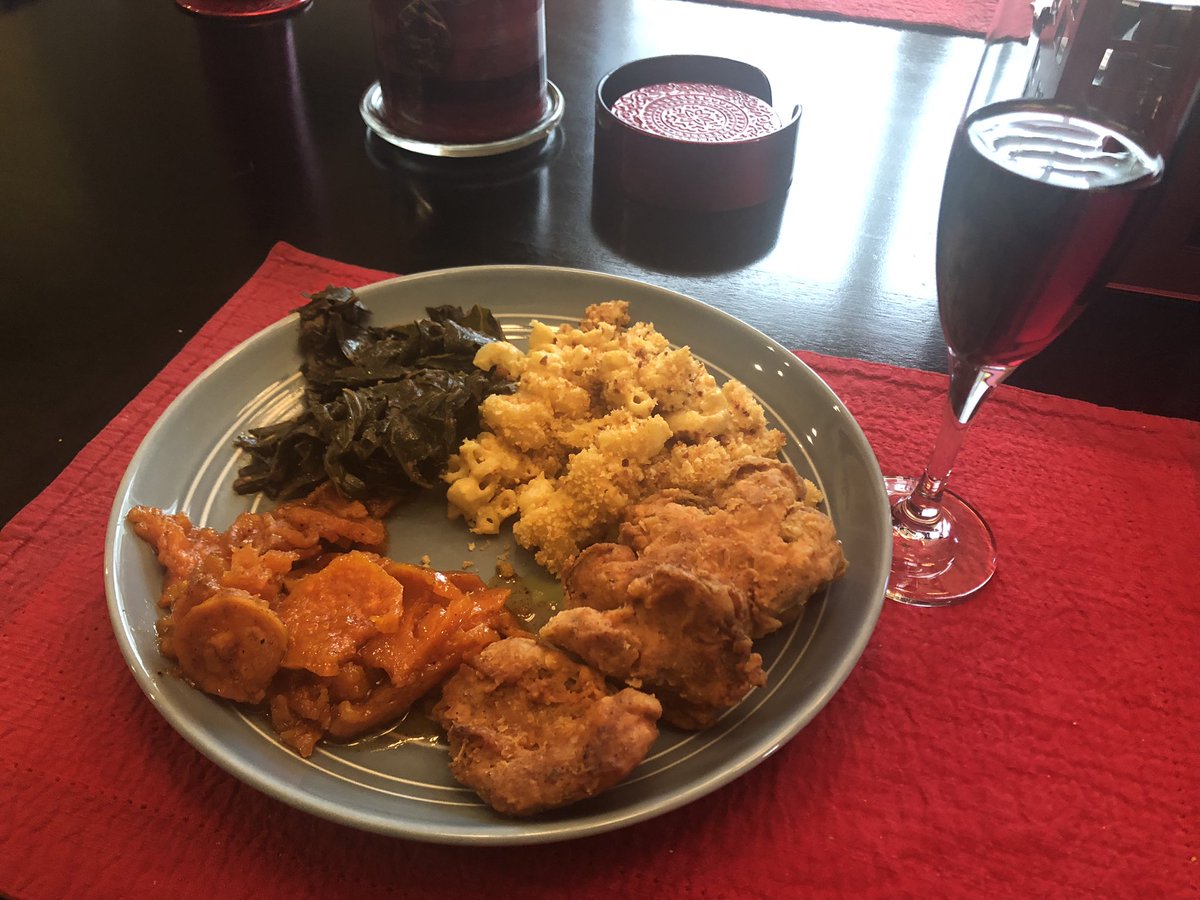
898, 350, 1013, 526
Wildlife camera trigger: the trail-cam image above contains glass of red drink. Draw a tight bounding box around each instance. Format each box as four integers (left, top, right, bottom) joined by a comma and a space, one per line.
886, 0, 1200, 605
362, 0, 563, 156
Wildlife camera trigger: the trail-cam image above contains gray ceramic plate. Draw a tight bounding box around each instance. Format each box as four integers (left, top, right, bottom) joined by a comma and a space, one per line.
104, 265, 889, 845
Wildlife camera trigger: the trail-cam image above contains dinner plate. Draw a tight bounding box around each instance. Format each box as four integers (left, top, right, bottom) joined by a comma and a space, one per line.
104, 265, 890, 845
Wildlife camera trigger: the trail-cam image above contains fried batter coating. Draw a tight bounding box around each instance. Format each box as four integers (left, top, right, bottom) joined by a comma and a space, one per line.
619, 457, 847, 638
537, 459, 844, 729
432, 636, 662, 816
544, 549, 764, 730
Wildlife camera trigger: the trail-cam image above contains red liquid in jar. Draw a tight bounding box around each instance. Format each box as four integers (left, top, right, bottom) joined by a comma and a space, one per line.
369, 0, 549, 145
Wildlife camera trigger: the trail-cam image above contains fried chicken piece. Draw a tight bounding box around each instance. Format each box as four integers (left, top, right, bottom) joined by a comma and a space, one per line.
619, 457, 846, 638
544, 546, 764, 730
432, 636, 662, 816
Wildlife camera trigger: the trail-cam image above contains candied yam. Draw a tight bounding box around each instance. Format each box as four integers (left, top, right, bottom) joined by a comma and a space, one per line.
383, 562, 469, 601
220, 545, 298, 603
131, 488, 524, 757
158, 575, 222, 658
445, 570, 488, 593
215, 486, 389, 555
272, 503, 388, 549
327, 661, 373, 702
360, 580, 510, 684
225, 509, 290, 551
359, 598, 449, 683
454, 588, 519, 640
266, 663, 383, 755
172, 588, 288, 704
272, 713, 323, 757
268, 685, 330, 758
127, 507, 223, 581
275, 551, 405, 677
326, 673, 445, 740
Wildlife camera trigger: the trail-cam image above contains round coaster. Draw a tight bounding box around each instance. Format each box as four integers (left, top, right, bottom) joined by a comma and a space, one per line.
176, 0, 311, 19
610, 82, 782, 143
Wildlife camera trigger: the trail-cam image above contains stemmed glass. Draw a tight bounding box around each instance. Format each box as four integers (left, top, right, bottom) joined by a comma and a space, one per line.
887, 0, 1200, 606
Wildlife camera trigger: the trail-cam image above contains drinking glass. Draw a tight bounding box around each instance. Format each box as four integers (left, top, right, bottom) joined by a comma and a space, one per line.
361, 0, 563, 157
886, 0, 1200, 606
175, 0, 310, 18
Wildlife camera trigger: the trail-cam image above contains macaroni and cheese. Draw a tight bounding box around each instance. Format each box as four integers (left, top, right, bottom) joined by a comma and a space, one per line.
444, 301, 786, 573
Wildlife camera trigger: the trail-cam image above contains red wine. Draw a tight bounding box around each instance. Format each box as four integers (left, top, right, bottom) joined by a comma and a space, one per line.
936, 101, 1163, 368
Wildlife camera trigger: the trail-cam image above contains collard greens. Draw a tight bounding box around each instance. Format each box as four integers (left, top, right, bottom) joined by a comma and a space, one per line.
233, 286, 512, 501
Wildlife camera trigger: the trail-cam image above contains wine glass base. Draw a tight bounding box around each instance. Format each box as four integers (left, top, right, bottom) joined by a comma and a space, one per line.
360, 81, 564, 159
884, 475, 997, 607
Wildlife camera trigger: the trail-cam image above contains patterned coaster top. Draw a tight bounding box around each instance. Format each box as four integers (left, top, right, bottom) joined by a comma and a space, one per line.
610, 82, 782, 143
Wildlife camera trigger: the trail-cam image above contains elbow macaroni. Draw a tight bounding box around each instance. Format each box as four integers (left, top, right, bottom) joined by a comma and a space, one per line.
444, 301, 785, 573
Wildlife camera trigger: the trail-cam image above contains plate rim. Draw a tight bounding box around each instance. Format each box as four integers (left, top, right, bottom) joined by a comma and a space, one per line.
103, 262, 889, 844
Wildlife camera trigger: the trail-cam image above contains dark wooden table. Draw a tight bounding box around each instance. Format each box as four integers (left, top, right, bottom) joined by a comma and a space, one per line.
1, 0, 1196, 527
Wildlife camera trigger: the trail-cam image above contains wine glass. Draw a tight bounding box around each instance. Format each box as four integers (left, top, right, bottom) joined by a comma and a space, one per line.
886, 0, 1200, 606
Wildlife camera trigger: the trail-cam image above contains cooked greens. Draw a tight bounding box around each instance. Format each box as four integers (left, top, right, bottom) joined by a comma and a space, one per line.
233, 286, 512, 501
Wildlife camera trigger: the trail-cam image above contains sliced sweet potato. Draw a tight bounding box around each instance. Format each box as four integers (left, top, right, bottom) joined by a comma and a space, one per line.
172, 588, 288, 704
274, 551, 404, 677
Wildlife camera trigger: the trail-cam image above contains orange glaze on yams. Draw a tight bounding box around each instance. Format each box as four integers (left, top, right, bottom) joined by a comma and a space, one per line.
127, 485, 517, 756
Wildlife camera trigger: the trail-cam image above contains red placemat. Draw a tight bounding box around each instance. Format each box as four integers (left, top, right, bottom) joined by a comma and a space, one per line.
1, 243, 1197, 898
685, 0, 1034, 38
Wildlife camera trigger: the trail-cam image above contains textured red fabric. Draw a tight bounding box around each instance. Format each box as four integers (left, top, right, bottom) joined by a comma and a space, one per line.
1, 243, 1197, 899
687, 0, 1033, 38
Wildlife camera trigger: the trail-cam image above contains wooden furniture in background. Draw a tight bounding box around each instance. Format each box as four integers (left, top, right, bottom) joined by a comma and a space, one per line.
1111, 110, 1200, 300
